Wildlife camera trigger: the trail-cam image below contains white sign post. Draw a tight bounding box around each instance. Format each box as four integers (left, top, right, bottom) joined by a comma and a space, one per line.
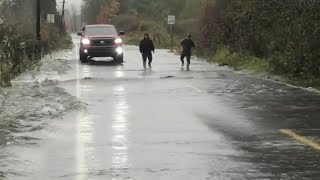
47, 14, 55, 24
168, 15, 175, 51
0, 18, 4, 25
168, 15, 175, 25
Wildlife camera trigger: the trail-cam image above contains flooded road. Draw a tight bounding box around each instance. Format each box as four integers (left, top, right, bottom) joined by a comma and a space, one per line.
0, 35, 320, 179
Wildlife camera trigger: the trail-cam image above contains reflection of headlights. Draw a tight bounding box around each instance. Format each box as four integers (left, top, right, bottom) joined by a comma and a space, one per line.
116, 47, 123, 54
115, 38, 122, 44
82, 38, 90, 45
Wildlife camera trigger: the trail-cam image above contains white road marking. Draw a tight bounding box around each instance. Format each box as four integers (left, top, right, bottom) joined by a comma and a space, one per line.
280, 129, 320, 151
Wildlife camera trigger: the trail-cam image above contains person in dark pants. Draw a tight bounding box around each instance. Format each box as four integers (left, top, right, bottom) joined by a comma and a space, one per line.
180, 33, 195, 70
139, 33, 155, 69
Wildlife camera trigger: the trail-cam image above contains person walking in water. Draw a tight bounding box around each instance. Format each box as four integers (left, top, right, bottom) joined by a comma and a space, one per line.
139, 33, 155, 69
180, 33, 195, 70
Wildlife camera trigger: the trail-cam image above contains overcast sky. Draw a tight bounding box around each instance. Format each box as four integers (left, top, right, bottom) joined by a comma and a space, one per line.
58, 0, 83, 11
67, 0, 83, 7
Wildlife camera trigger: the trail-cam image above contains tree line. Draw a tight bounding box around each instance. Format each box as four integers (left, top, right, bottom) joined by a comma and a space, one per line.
201, 0, 320, 80
82, 0, 205, 46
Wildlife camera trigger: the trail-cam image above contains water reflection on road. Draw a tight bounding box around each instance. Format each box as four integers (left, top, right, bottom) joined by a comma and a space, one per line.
112, 85, 130, 172
75, 49, 89, 180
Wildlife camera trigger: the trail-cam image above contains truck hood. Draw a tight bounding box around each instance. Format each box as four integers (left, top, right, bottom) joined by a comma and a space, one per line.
84, 35, 118, 39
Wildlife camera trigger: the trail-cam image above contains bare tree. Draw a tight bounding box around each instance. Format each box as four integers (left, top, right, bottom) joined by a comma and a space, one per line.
70, 4, 78, 32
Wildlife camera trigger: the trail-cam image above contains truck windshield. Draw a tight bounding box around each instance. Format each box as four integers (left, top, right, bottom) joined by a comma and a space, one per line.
85, 26, 117, 35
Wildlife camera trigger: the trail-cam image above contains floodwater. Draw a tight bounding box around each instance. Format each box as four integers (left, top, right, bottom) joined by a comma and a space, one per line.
0, 35, 319, 179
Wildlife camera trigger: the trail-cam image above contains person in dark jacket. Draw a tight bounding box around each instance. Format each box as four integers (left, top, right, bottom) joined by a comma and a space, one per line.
180, 33, 195, 70
139, 33, 155, 69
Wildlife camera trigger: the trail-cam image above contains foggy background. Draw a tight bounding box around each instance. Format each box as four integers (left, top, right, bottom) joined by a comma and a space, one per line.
63, 0, 82, 10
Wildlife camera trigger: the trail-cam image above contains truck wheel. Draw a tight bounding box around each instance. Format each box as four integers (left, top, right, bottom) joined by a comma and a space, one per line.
114, 55, 124, 64
80, 52, 88, 63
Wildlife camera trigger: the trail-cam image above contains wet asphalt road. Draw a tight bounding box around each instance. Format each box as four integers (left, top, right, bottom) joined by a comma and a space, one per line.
1, 35, 320, 179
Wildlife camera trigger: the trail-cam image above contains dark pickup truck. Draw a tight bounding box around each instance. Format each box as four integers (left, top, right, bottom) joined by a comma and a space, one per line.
77, 24, 125, 63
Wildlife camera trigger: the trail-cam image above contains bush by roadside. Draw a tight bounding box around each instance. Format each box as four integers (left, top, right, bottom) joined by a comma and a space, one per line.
198, 0, 320, 89
112, 15, 180, 48
41, 23, 73, 54
0, 24, 72, 87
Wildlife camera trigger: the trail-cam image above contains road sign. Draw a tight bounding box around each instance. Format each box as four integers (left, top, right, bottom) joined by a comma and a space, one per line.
168, 15, 175, 25
47, 14, 55, 24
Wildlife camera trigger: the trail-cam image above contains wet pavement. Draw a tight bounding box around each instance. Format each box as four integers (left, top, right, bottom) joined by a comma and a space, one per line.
0, 35, 320, 179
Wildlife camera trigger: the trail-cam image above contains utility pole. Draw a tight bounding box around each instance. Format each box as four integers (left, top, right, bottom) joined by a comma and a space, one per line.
36, 0, 41, 60
60, 0, 66, 34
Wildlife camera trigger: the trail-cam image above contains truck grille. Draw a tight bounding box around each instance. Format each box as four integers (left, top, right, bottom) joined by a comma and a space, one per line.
91, 38, 114, 47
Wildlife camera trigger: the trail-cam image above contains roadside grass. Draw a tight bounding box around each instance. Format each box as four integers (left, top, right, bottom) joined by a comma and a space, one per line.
288, 78, 320, 90
196, 46, 320, 90
203, 47, 269, 73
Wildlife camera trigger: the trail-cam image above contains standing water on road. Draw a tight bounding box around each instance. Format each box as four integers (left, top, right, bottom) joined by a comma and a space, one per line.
1, 36, 320, 179
0, 50, 85, 179
1, 0, 320, 179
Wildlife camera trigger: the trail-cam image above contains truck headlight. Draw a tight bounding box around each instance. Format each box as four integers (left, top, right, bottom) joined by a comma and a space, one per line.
82, 38, 90, 45
116, 47, 123, 54
115, 38, 122, 44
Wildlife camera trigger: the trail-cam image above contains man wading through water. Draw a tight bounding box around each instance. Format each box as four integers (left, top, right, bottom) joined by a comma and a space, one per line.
139, 33, 155, 69
180, 33, 195, 70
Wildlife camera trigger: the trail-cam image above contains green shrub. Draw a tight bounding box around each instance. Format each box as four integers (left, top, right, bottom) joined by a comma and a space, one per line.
113, 15, 179, 48
204, 46, 269, 73
199, 0, 320, 82
0, 24, 72, 87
